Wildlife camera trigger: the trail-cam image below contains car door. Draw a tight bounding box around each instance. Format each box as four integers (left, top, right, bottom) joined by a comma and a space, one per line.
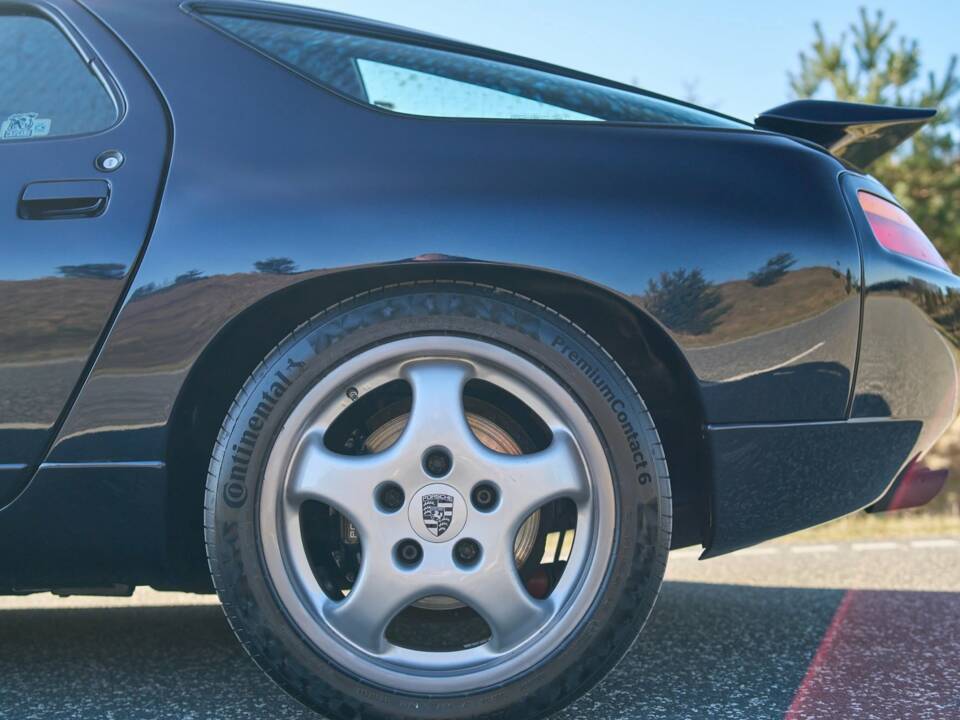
0, 1, 169, 502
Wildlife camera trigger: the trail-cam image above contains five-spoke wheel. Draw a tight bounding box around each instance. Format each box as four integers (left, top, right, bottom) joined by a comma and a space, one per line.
207, 284, 670, 720
262, 339, 610, 685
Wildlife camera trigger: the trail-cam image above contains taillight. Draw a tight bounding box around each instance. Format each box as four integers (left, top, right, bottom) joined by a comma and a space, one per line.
857, 191, 950, 271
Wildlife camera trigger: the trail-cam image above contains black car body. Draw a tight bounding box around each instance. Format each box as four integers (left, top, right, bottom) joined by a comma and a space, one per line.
6, 3, 960, 717
1, 0, 957, 593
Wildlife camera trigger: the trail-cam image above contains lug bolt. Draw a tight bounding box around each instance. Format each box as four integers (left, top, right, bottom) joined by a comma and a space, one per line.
423, 448, 452, 478
471, 483, 499, 511
395, 539, 422, 566
377, 482, 405, 512
454, 539, 481, 566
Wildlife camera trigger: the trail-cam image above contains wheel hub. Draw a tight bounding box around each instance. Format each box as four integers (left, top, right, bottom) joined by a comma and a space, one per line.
408, 482, 468, 543
364, 411, 541, 566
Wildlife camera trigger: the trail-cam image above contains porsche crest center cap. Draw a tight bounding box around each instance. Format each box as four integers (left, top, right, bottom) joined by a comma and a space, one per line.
409, 483, 467, 543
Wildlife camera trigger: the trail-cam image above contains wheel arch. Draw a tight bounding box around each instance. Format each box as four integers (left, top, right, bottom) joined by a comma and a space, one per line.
163, 263, 710, 589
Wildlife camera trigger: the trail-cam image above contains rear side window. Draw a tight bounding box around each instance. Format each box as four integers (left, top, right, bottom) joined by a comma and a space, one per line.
0, 10, 117, 141
201, 12, 743, 128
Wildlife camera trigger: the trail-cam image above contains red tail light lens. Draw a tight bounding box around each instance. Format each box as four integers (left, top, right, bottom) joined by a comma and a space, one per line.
857, 191, 950, 271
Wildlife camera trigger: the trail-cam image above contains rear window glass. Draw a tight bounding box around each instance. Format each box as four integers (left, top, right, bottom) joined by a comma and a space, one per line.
202, 12, 743, 128
0, 10, 117, 141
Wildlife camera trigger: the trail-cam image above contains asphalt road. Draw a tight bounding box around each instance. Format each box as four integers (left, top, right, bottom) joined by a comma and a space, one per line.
684, 299, 854, 384
0, 538, 957, 720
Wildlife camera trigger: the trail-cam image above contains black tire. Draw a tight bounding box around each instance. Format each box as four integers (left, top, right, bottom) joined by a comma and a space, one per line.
205, 281, 671, 720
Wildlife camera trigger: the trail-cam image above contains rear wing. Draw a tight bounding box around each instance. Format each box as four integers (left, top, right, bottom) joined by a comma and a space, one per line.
755, 100, 936, 168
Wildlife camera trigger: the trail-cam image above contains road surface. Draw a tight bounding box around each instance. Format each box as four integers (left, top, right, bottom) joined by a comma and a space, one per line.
0, 537, 957, 719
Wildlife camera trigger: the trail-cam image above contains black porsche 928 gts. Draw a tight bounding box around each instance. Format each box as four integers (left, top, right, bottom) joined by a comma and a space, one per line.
1, 1, 957, 718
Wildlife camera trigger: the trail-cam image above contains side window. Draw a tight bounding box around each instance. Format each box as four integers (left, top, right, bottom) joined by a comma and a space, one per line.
201, 13, 743, 128
354, 58, 597, 121
0, 9, 118, 141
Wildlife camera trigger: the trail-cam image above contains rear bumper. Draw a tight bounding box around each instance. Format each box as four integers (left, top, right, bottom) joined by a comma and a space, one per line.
703, 418, 921, 556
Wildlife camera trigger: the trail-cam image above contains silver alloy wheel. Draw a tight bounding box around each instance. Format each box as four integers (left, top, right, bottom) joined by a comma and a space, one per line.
259, 336, 616, 694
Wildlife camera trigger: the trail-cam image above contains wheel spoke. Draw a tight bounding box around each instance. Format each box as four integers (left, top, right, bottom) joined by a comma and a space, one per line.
286, 431, 400, 535
398, 360, 479, 458
324, 549, 429, 654
453, 546, 553, 652
483, 429, 590, 533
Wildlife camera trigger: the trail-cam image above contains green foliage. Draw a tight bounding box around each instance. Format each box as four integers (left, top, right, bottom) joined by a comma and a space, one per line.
791, 8, 960, 266
254, 257, 298, 275
57, 263, 125, 280
644, 268, 729, 335
749, 252, 797, 287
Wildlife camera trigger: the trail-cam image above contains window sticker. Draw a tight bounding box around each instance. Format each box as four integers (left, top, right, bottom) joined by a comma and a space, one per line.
1, 113, 52, 140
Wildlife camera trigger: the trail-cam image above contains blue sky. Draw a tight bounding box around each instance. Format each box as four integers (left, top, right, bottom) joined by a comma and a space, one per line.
287, 0, 959, 121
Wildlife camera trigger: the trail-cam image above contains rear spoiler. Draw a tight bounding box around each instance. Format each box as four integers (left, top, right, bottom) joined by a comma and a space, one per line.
755, 100, 936, 168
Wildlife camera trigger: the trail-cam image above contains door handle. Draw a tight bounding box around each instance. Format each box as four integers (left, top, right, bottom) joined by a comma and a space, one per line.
18, 180, 110, 220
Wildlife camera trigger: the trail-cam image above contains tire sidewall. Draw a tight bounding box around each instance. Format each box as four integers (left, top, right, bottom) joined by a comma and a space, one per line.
207, 283, 670, 720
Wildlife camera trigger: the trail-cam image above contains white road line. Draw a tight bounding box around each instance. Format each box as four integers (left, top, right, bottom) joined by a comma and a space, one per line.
672, 538, 958, 560
910, 539, 960, 549
851, 542, 900, 552
721, 341, 826, 383
736, 546, 780, 556
671, 545, 783, 559
790, 544, 839, 554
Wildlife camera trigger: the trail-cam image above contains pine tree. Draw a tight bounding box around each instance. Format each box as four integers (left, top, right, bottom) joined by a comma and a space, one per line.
644, 268, 729, 335
791, 8, 960, 265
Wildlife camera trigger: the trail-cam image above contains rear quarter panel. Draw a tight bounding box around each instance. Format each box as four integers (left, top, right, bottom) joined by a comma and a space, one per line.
50, 0, 862, 463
